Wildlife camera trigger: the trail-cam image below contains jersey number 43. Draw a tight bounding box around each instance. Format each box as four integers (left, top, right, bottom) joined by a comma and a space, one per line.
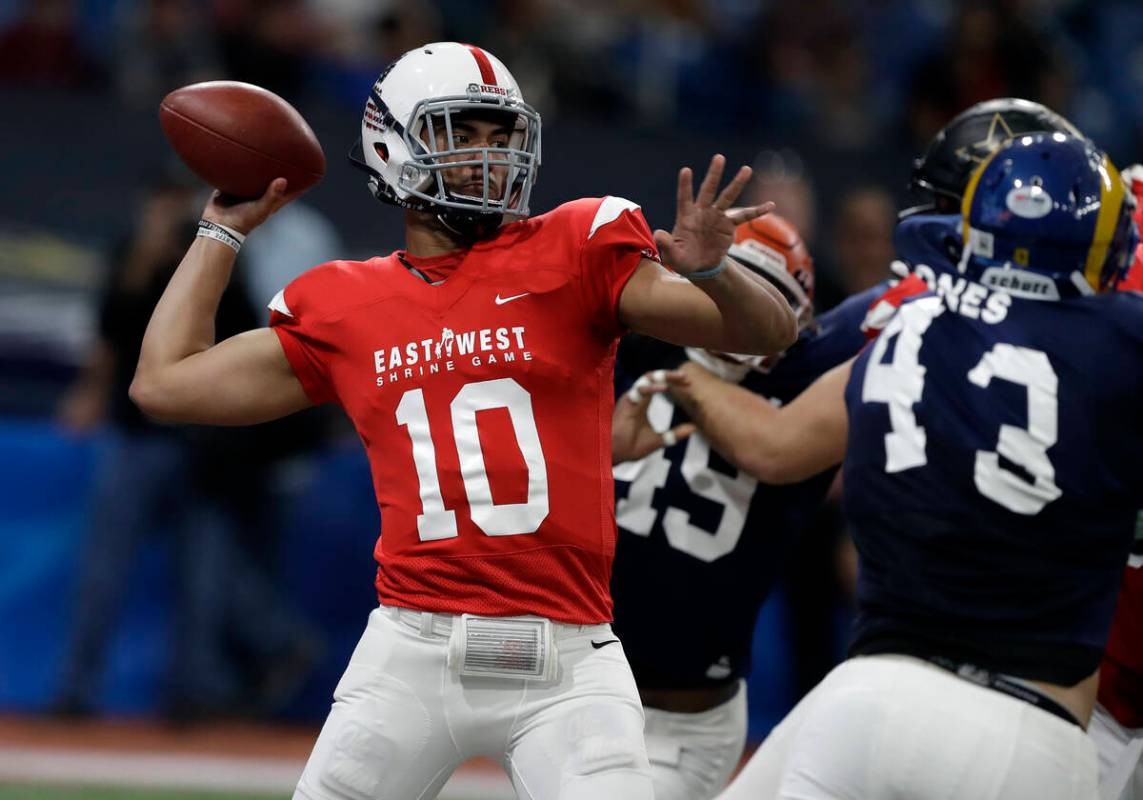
861, 295, 1062, 515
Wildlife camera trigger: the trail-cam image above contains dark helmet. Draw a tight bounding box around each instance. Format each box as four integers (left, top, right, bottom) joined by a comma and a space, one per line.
909, 98, 1083, 214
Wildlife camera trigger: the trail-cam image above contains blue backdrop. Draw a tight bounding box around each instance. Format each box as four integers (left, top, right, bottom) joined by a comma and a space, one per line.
0, 418, 802, 738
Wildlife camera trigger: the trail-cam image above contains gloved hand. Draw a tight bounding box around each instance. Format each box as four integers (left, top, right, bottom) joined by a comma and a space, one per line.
860, 273, 930, 340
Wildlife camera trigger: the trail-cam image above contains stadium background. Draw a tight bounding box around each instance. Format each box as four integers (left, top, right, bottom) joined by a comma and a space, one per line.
1, 0, 1141, 797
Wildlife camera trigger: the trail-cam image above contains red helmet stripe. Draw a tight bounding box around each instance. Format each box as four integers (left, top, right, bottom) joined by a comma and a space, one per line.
465, 45, 498, 86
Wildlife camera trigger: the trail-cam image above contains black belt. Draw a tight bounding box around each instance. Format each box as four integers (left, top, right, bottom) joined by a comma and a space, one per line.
924, 655, 1083, 730
639, 681, 741, 714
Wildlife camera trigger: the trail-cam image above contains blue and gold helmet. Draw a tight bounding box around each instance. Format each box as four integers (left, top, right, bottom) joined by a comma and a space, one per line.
961, 133, 1137, 299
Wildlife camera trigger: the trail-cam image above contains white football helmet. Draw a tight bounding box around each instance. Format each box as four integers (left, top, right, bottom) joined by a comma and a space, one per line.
350, 42, 541, 233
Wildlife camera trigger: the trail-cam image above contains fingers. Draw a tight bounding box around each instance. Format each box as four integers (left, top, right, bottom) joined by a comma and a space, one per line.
726, 201, 775, 225
212, 177, 290, 209
657, 421, 694, 450
624, 369, 685, 404
676, 167, 694, 215
714, 165, 753, 211
683, 155, 761, 214
624, 382, 663, 405
637, 383, 670, 397
616, 369, 696, 460
667, 423, 696, 446
696, 154, 726, 207
625, 370, 665, 404
268, 177, 292, 207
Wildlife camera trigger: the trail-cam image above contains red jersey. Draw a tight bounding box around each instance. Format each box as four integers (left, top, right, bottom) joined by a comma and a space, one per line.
1128, 253, 1143, 292
1098, 173, 1143, 724
1122, 168, 1143, 292
1099, 562, 1143, 727
269, 197, 656, 623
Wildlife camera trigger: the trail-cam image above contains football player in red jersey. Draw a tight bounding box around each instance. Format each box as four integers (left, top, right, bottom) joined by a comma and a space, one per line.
130, 42, 795, 800
1118, 164, 1143, 293
1087, 164, 1143, 800
1091, 558, 1143, 800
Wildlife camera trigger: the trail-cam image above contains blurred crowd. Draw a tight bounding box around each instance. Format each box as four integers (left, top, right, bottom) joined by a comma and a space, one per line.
3, 0, 1142, 298
1, 0, 1142, 726
2, 0, 1142, 150
49, 163, 339, 723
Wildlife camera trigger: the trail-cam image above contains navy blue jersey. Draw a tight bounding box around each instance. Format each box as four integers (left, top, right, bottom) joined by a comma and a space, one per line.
845, 286, 1143, 684
610, 285, 883, 690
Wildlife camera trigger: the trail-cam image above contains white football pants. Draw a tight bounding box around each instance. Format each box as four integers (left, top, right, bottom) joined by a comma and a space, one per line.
293, 605, 653, 800
1090, 703, 1143, 800
716, 655, 1097, 800
642, 680, 748, 800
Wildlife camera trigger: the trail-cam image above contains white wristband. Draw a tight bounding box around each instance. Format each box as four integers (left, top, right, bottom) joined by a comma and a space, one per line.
196, 220, 246, 253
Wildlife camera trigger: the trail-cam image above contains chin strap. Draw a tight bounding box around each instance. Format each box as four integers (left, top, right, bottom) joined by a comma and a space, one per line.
436, 209, 504, 241
684, 347, 752, 383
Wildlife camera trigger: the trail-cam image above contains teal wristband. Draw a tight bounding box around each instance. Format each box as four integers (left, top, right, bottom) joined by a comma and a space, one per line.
686, 257, 728, 282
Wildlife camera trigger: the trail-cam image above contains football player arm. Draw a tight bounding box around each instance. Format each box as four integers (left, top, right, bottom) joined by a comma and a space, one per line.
130, 179, 313, 425
618, 155, 797, 354
668, 357, 852, 484
618, 257, 797, 354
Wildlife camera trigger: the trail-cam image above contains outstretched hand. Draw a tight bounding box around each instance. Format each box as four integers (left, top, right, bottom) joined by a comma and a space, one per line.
653, 154, 774, 276
202, 177, 295, 236
612, 369, 696, 465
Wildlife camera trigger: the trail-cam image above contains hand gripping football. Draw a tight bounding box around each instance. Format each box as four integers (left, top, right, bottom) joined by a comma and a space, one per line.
159, 81, 326, 199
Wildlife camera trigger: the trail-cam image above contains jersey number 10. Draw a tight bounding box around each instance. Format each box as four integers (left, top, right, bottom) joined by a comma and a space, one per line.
862, 295, 1063, 515
396, 377, 550, 540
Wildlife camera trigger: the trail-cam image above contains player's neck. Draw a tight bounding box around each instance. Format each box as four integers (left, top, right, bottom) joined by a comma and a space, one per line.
404, 211, 470, 258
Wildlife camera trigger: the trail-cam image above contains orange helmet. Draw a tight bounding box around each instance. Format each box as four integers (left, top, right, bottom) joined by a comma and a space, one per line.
728, 213, 815, 331
686, 213, 816, 382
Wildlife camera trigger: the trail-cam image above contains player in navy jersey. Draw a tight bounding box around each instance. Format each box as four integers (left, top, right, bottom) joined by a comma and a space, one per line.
679, 98, 1088, 488
608, 214, 884, 800
718, 133, 1143, 800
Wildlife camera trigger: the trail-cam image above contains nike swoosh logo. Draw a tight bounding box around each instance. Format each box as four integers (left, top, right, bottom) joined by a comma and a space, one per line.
591, 639, 620, 649
495, 292, 530, 305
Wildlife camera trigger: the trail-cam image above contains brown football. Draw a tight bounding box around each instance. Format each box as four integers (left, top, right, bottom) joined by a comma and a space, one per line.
159, 81, 326, 199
